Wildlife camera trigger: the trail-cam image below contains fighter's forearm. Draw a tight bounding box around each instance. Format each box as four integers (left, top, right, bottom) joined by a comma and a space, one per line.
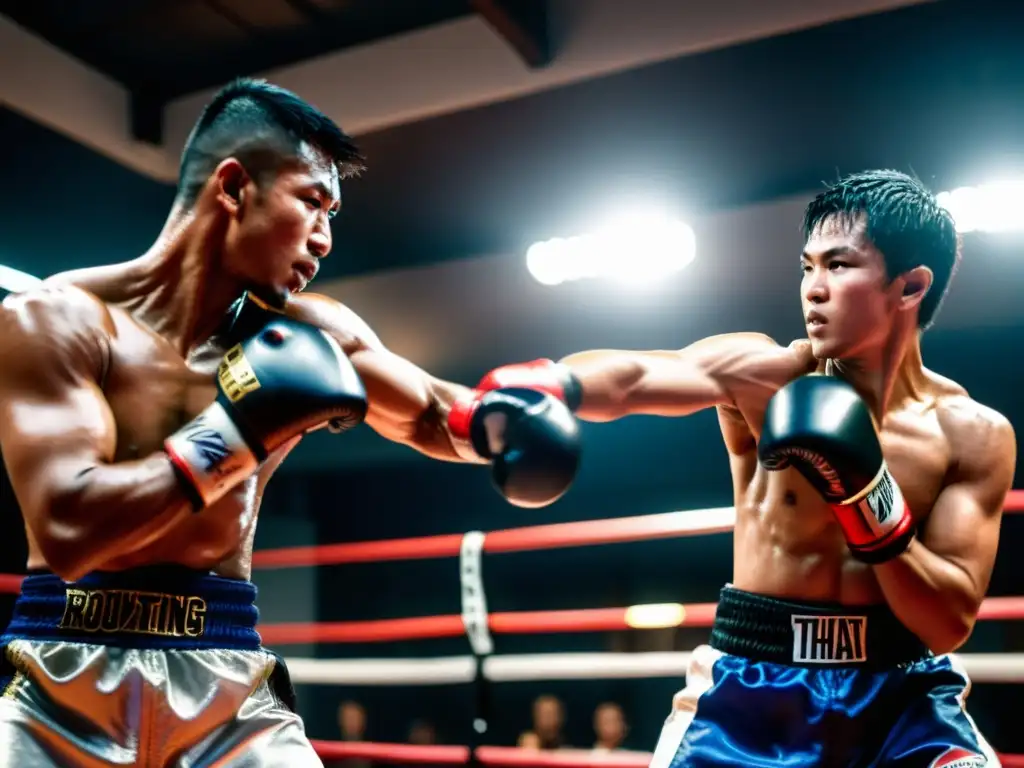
873, 538, 980, 654
408, 390, 482, 464
558, 349, 723, 422
38, 453, 195, 581
558, 350, 650, 422
366, 375, 485, 464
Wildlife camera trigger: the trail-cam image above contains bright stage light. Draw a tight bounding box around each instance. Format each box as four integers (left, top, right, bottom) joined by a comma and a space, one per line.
526, 211, 696, 287
937, 181, 1024, 234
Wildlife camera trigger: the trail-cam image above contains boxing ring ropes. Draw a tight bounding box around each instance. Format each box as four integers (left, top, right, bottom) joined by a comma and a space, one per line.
2, 494, 1024, 766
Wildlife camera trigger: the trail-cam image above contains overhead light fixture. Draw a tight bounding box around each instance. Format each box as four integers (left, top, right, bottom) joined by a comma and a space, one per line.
526, 210, 696, 287
937, 181, 1024, 234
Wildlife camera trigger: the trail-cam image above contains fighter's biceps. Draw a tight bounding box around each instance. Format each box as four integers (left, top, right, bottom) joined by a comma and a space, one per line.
923, 483, 1000, 564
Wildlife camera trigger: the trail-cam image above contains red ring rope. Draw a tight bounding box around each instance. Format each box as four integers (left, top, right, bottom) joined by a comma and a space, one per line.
251, 490, 1024, 570
0, 493, 1021, 587
309, 740, 1024, 767
2, 497, 1023, 759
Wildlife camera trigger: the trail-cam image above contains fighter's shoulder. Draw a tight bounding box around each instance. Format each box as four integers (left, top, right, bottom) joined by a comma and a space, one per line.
693, 332, 811, 357
283, 292, 384, 353
691, 333, 816, 377
935, 387, 1016, 471
1, 280, 112, 341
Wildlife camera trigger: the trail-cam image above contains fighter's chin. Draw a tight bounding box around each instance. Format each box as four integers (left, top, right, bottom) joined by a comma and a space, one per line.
808, 335, 841, 360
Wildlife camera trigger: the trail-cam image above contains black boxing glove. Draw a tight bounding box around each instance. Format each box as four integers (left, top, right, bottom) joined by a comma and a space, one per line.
758, 374, 914, 563
448, 387, 581, 508
166, 317, 368, 508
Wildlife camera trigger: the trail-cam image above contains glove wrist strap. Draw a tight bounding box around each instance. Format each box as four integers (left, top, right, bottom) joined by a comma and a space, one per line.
447, 392, 483, 461
831, 466, 915, 564
165, 401, 259, 510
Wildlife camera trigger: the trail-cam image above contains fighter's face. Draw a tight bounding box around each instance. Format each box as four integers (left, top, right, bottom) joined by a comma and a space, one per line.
800, 214, 901, 360
222, 143, 340, 303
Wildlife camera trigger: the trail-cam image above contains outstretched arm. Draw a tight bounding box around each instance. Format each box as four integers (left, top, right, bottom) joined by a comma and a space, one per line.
484, 334, 814, 423
283, 294, 480, 462
285, 293, 580, 506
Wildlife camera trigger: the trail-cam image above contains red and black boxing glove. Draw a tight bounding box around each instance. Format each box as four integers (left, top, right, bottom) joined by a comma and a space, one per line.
757, 374, 915, 563
448, 360, 583, 509
473, 359, 583, 411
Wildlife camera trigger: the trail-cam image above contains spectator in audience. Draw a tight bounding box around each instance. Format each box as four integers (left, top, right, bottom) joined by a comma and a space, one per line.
518, 694, 566, 750
337, 700, 371, 768
408, 719, 437, 745
517, 732, 542, 750
592, 702, 627, 752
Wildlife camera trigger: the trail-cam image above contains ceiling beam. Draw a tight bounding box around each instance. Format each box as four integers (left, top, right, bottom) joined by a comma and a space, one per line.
130, 89, 164, 146
470, 0, 553, 69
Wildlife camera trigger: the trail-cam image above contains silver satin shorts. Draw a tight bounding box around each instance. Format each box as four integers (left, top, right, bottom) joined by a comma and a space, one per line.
0, 568, 321, 767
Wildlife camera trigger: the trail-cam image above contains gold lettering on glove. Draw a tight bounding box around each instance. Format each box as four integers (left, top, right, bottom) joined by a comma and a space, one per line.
219, 344, 261, 403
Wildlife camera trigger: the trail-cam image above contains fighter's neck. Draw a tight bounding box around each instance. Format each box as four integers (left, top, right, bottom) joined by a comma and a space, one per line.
825, 331, 927, 419
129, 208, 244, 355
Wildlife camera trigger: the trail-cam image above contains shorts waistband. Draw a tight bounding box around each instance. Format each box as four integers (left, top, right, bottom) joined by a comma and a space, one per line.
709, 586, 930, 668
2, 566, 261, 651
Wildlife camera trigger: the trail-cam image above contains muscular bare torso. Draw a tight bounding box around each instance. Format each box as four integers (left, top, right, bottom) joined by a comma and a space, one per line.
720, 340, 966, 605
20, 275, 309, 581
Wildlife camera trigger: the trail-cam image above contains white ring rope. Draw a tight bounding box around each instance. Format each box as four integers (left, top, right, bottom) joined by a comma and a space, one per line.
281, 651, 1024, 686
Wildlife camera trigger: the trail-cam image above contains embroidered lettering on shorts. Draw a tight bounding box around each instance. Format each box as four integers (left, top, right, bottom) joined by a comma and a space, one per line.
60, 588, 206, 638
791, 615, 867, 663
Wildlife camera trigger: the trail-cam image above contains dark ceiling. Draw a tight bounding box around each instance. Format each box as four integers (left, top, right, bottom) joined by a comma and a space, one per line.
327, 0, 1024, 281
0, 0, 476, 99
2, 0, 1023, 287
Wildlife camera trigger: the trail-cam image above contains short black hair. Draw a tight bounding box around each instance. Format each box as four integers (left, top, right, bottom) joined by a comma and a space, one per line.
802, 169, 960, 330
177, 78, 365, 206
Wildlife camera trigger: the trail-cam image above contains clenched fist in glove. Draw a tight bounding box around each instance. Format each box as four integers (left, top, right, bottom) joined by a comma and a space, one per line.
448, 360, 582, 508
758, 374, 914, 563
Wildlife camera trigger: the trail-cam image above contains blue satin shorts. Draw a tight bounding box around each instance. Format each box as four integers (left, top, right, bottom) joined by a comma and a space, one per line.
650, 587, 998, 767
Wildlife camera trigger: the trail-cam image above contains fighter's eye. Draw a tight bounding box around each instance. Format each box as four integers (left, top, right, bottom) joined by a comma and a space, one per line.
302, 197, 322, 210
829, 261, 849, 271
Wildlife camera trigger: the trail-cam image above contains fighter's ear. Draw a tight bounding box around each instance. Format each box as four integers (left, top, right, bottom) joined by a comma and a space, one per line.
213, 158, 251, 218
898, 265, 933, 311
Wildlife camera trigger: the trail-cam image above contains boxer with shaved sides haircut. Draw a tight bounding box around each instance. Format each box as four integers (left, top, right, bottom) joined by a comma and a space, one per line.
0, 78, 580, 766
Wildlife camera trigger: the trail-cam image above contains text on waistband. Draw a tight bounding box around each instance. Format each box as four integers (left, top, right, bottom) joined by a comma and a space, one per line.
791, 615, 866, 663
60, 588, 207, 638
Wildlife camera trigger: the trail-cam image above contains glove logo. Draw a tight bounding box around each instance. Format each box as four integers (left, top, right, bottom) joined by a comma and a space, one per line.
865, 469, 896, 526
182, 417, 231, 474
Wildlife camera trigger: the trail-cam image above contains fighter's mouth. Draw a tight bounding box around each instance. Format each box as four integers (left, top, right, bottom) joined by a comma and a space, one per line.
294, 259, 319, 283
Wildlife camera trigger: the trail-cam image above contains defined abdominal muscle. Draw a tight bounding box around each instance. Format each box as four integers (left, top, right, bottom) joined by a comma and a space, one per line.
731, 500, 884, 604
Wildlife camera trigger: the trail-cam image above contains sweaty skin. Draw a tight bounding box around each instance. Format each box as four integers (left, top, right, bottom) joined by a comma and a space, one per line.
0, 276, 469, 583
556, 212, 1016, 655
0, 138, 485, 586
561, 334, 1014, 654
